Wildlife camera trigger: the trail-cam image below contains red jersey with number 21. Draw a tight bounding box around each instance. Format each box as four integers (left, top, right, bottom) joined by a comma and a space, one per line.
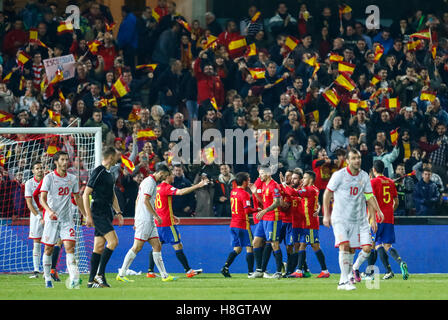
230, 187, 253, 230
371, 175, 397, 224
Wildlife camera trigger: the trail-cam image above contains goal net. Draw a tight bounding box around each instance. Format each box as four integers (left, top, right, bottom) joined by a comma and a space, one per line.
0, 127, 102, 274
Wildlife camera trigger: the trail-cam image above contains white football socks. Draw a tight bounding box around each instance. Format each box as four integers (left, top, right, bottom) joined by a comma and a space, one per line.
66, 253, 79, 283
33, 242, 41, 272
119, 249, 137, 277
42, 253, 52, 282
339, 251, 351, 284
153, 251, 168, 278
353, 250, 371, 271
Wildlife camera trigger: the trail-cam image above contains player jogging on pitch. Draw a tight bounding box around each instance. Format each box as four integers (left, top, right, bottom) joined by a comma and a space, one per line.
83, 147, 124, 288
39, 151, 87, 289
117, 165, 177, 282
323, 149, 384, 291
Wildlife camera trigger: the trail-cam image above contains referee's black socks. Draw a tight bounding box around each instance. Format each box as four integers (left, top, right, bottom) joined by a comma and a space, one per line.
98, 247, 114, 276
89, 252, 101, 282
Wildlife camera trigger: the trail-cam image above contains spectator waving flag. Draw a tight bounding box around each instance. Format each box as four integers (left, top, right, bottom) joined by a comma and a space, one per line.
338, 61, 355, 75
370, 74, 381, 86
373, 44, 384, 63
284, 36, 300, 52
420, 90, 436, 102
48, 110, 61, 125
210, 97, 219, 111
0, 111, 13, 122
334, 73, 356, 92
410, 29, 431, 40
177, 18, 192, 33
111, 76, 130, 98
248, 68, 266, 80
390, 128, 399, 146
329, 53, 344, 63
204, 35, 218, 49
136, 64, 158, 72
128, 106, 141, 122
17, 51, 31, 67
228, 36, 247, 57
87, 40, 102, 55
385, 97, 400, 110
137, 129, 157, 141
322, 88, 341, 108
349, 99, 359, 115
121, 155, 135, 173
407, 39, 423, 52
251, 11, 261, 22
29, 28, 38, 43
57, 21, 74, 35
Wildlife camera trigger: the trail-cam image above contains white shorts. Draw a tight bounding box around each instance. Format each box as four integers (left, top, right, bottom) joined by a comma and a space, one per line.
29, 214, 44, 240
358, 221, 373, 248
332, 221, 361, 249
134, 219, 159, 242
41, 219, 76, 246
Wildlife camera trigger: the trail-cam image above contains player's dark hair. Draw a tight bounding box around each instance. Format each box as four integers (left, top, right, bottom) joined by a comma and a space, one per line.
373, 159, 385, 174
347, 148, 361, 159
53, 151, 68, 162
31, 160, 42, 170
259, 165, 271, 175
304, 170, 316, 181
293, 168, 303, 179
235, 172, 250, 186
156, 164, 170, 173
103, 146, 118, 159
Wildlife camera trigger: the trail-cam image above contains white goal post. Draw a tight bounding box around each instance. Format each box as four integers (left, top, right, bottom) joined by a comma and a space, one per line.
0, 127, 102, 274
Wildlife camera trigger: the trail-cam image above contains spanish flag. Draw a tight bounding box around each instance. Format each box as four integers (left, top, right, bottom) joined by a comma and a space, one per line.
58, 90, 65, 104
87, 40, 102, 55
284, 36, 300, 52
98, 98, 108, 108
0, 111, 13, 122
329, 53, 344, 63
152, 9, 161, 23
431, 44, 437, 60
128, 106, 141, 122
370, 74, 381, 86
57, 21, 74, 35
29, 28, 38, 42
311, 63, 320, 78
334, 73, 356, 92
359, 100, 369, 111
406, 170, 416, 177
105, 22, 116, 32
0, 154, 4, 167
420, 90, 436, 102
228, 36, 247, 54
248, 68, 266, 80
251, 11, 261, 22
304, 55, 317, 67
49, 69, 64, 85
373, 44, 384, 63
407, 39, 423, 52
108, 96, 117, 107
121, 155, 135, 173
137, 129, 157, 141
322, 88, 341, 108
312, 110, 319, 123
204, 35, 218, 49
3, 71, 12, 83
273, 77, 285, 86
136, 64, 158, 72
48, 110, 61, 125
245, 42, 257, 57
349, 99, 359, 115
17, 51, 31, 67
19, 76, 26, 91
339, 4, 352, 16
390, 128, 399, 146
202, 147, 216, 164
111, 76, 130, 98
385, 98, 400, 110
410, 29, 431, 40
36, 39, 48, 49
338, 61, 355, 75
177, 18, 192, 33
46, 143, 59, 156
210, 97, 219, 111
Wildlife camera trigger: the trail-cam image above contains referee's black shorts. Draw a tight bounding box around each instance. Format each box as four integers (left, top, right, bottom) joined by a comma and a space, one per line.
91, 202, 114, 237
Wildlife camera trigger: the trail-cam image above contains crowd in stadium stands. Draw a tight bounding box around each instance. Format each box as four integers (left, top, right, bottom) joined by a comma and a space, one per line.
0, 0, 448, 218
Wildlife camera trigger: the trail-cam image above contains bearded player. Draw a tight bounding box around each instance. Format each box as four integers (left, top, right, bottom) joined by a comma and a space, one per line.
323, 149, 384, 291
40, 151, 87, 289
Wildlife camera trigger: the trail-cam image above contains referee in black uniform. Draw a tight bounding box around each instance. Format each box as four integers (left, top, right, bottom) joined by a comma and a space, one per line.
83, 147, 124, 288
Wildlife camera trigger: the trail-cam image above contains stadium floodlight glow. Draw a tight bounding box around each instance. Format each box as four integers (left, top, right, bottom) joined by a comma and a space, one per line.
0, 127, 101, 274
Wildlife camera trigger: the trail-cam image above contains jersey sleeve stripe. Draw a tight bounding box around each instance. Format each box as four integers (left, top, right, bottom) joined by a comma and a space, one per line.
326, 187, 334, 192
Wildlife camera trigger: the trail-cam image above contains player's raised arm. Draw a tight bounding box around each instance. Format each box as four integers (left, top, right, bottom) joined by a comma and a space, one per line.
256, 197, 280, 220
175, 177, 209, 196
322, 188, 333, 227
82, 186, 94, 227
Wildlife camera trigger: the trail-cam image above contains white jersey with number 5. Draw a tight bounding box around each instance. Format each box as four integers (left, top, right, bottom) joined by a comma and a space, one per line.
326, 167, 372, 224
40, 170, 79, 222
135, 174, 157, 222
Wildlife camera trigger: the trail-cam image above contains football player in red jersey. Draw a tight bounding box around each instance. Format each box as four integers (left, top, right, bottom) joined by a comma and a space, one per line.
363, 160, 409, 280
278, 171, 294, 277
221, 172, 259, 278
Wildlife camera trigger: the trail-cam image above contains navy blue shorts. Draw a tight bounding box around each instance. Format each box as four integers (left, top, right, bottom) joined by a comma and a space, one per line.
230, 227, 253, 248
374, 223, 395, 245
299, 228, 320, 245
292, 228, 302, 244
254, 220, 282, 242
279, 222, 294, 246
157, 225, 181, 245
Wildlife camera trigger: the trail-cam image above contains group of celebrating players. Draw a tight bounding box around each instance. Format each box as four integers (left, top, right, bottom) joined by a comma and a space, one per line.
24, 146, 409, 290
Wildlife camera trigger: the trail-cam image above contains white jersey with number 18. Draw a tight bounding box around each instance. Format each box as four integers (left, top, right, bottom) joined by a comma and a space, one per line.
326, 167, 372, 224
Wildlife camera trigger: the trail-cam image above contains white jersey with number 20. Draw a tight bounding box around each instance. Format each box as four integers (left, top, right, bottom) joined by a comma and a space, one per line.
326, 167, 372, 224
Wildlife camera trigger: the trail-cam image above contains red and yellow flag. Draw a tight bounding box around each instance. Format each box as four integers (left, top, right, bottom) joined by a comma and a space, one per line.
349, 99, 359, 115
385, 98, 400, 110
57, 21, 74, 35
228, 36, 247, 53
121, 154, 135, 173
339, 4, 352, 16
334, 73, 356, 92
29, 28, 38, 42
251, 11, 261, 22
245, 42, 257, 57
312, 110, 319, 123
17, 51, 31, 67
373, 44, 384, 63
284, 36, 300, 52
49, 69, 64, 85
105, 22, 116, 32
431, 44, 437, 60
248, 68, 265, 80
370, 74, 381, 86
152, 9, 161, 23
48, 110, 61, 125
359, 100, 369, 111
137, 129, 157, 141
338, 61, 355, 75
2, 71, 12, 83
390, 128, 399, 146
273, 77, 285, 86
210, 97, 219, 111
329, 53, 344, 63
204, 35, 218, 49
136, 64, 158, 72
112, 76, 130, 98
202, 147, 216, 164
58, 90, 65, 104
322, 88, 341, 108
177, 18, 192, 33
0, 110, 13, 122
407, 39, 423, 52
420, 90, 436, 102
410, 29, 431, 40
46, 143, 59, 156
88, 40, 102, 55
19, 76, 26, 91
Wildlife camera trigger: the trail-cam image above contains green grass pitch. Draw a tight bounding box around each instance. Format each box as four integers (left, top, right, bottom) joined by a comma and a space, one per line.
1, 273, 448, 300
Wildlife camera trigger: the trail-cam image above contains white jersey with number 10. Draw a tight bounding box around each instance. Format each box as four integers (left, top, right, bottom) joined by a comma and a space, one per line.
326, 167, 372, 224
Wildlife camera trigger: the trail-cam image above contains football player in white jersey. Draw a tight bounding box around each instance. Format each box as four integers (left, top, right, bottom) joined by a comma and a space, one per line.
323, 149, 384, 291
25, 160, 45, 278
117, 165, 177, 282
40, 151, 87, 289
